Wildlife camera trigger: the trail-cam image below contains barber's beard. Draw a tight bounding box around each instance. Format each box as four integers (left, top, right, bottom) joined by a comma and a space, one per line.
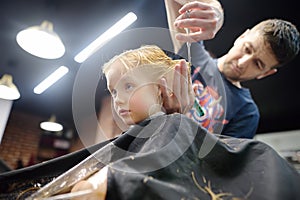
221, 63, 241, 82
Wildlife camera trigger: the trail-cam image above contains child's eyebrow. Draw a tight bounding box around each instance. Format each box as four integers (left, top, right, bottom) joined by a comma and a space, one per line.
120, 74, 135, 82
107, 75, 134, 90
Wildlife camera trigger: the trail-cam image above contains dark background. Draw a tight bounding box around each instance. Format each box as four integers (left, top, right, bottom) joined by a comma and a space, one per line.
0, 0, 299, 135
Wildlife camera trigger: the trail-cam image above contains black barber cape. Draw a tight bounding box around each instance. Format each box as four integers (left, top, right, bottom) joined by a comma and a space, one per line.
1, 113, 299, 200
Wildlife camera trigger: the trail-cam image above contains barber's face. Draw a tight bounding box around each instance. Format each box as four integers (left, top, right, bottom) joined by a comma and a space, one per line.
220, 30, 278, 83
106, 61, 161, 125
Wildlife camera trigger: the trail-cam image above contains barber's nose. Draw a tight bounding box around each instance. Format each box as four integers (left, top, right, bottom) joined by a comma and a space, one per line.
238, 54, 252, 69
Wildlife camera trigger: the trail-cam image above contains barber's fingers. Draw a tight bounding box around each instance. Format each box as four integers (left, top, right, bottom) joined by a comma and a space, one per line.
178, 1, 213, 14
159, 63, 184, 114
174, 60, 194, 114
160, 77, 175, 114
160, 77, 170, 99
174, 16, 219, 41
176, 3, 218, 25
177, 60, 194, 113
177, 8, 214, 22
176, 60, 188, 107
174, 1, 222, 42
178, 1, 221, 20
176, 17, 217, 30
175, 29, 216, 42
172, 64, 181, 103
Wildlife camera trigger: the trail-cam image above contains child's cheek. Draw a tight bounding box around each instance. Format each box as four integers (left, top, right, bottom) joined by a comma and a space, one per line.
129, 93, 146, 111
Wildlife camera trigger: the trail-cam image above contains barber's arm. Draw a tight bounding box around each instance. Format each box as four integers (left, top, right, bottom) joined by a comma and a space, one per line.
164, 0, 224, 53
162, 0, 223, 115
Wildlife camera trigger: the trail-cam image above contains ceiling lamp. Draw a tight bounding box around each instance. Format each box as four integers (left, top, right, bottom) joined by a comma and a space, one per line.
16, 20, 65, 59
0, 74, 21, 100
40, 115, 63, 132
74, 12, 137, 63
34, 66, 69, 94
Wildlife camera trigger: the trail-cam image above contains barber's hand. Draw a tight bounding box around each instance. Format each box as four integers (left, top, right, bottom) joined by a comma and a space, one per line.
174, 1, 223, 42
160, 59, 194, 114
70, 167, 108, 200
71, 181, 99, 200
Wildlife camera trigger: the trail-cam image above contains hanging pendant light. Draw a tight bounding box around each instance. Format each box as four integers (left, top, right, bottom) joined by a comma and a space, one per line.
0, 74, 21, 100
40, 115, 63, 132
16, 20, 65, 59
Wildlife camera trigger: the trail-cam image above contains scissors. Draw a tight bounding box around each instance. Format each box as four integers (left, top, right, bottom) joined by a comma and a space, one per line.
25, 142, 114, 200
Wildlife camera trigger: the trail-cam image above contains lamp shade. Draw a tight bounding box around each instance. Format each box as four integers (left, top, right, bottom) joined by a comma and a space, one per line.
16, 20, 65, 59
40, 115, 63, 132
0, 74, 20, 100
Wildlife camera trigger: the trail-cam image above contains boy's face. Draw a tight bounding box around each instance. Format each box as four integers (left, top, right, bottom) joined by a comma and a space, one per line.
220, 30, 278, 82
106, 60, 161, 125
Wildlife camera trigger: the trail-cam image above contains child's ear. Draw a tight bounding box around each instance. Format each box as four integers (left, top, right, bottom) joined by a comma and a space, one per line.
158, 85, 162, 94
157, 85, 162, 97
157, 79, 164, 94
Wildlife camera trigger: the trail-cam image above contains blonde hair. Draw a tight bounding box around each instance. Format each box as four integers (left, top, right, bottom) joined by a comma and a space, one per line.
103, 45, 191, 92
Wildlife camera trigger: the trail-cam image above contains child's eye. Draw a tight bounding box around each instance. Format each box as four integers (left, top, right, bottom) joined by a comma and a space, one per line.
110, 89, 117, 98
125, 83, 134, 91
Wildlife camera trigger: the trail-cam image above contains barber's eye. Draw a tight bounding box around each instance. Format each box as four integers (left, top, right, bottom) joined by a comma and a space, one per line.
255, 61, 260, 68
244, 46, 251, 54
255, 61, 264, 70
